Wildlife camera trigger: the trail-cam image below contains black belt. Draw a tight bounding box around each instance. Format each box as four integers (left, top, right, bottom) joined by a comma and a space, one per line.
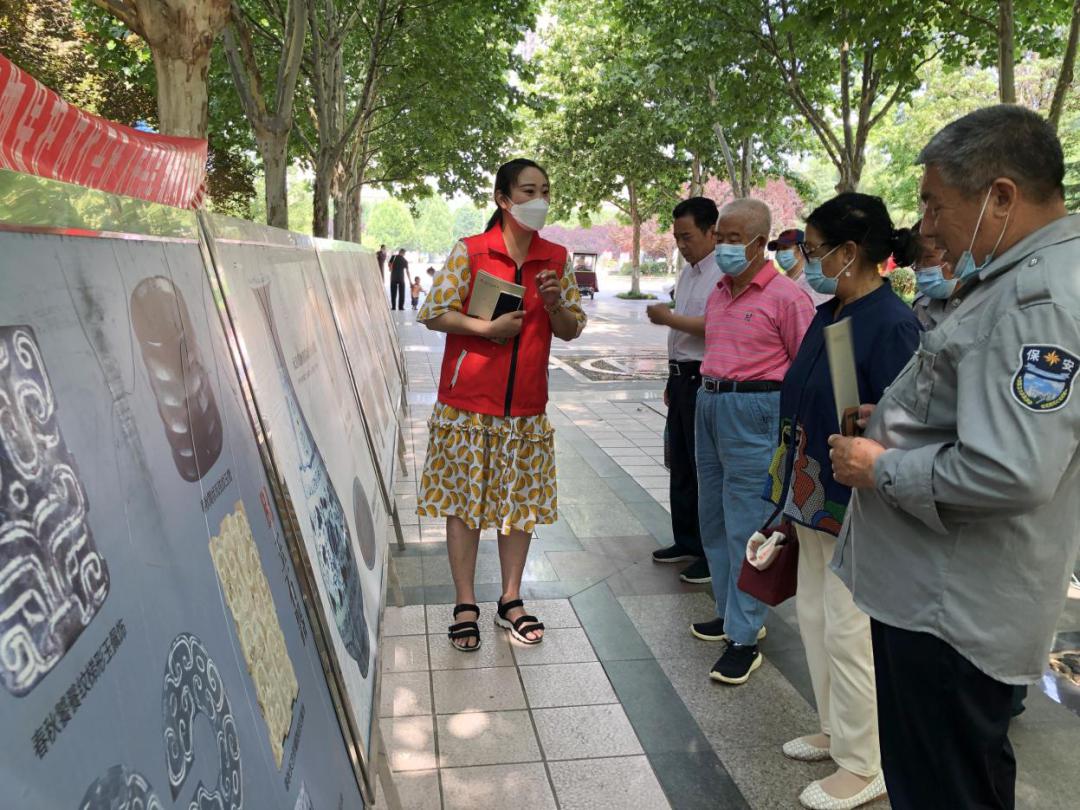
701, 377, 781, 393
668, 360, 701, 377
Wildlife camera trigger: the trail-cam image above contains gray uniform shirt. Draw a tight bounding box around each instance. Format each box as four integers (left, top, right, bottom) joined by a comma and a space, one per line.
833, 214, 1080, 683
913, 293, 952, 330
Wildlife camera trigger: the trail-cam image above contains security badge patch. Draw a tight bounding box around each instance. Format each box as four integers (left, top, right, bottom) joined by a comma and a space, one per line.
1012, 345, 1079, 412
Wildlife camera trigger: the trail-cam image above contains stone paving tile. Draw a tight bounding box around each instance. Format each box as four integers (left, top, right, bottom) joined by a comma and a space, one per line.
605, 561, 709, 597
383, 604, 427, 636
617, 593, 718, 659
381, 634, 430, 673
658, 656, 821, 754
545, 550, 629, 582
560, 503, 646, 538
432, 666, 527, 714
719, 743, 844, 810
511, 627, 599, 666
519, 661, 619, 708
427, 629, 516, 670
440, 763, 557, 810
389, 770, 441, 810
379, 671, 433, 718
548, 756, 672, 810
533, 703, 644, 760
436, 709, 541, 768
381, 715, 437, 772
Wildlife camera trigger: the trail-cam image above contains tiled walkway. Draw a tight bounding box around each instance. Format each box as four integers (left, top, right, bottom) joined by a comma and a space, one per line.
381, 307, 1080, 809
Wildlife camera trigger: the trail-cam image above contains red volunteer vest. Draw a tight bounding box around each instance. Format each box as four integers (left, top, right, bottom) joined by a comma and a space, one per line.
436, 225, 568, 417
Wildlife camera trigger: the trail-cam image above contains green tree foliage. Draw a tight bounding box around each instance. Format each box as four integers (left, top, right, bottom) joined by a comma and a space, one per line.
1, 1, 155, 129
620, 0, 803, 196
930, 0, 1078, 113
859, 59, 1080, 220
414, 197, 454, 258
533, 0, 685, 294
452, 204, 487, 240
367, 198, 416, 252
293, 0, 538, 238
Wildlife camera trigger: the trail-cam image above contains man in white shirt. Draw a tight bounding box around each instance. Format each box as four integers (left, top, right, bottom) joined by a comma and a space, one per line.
645, 197, 722, 583
770, 228, 832, 306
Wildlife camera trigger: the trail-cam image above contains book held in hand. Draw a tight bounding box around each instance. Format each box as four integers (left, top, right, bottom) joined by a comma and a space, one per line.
467, 271, 525, 343
824, 317, 862, 436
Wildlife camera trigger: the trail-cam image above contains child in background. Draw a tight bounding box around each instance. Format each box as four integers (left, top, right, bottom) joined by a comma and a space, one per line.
410, 276, 424, 310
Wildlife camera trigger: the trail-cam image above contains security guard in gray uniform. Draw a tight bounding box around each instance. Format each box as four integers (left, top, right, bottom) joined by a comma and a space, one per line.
828, 105, 1080, 810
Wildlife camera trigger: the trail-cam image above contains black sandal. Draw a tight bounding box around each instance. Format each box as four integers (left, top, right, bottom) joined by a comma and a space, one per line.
495, 598, 545, 645
448, 604, 481, 652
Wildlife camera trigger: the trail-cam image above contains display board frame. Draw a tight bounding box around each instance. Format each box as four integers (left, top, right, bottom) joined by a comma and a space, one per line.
0, 169, 406, 807
198, 214, 396, 805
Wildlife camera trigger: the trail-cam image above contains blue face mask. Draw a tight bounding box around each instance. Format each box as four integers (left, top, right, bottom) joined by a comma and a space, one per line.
915, 266, 957, 300
952, 188, 1010, 282
803, 244, 849, 295
714, 235, 762, 276
775, 249, 798, 271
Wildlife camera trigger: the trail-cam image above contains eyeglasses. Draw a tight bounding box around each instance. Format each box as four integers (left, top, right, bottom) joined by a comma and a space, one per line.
799, 241, 830, 260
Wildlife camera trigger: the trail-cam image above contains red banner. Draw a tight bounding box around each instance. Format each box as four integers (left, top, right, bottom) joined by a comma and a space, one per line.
0, 55, 207, 209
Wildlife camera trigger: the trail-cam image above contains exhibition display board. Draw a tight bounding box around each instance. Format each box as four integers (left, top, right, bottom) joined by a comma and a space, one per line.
202, 214, 391, 785
0, 171, 405, 807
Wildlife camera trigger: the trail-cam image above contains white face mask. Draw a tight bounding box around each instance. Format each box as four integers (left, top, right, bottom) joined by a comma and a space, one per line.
507, 198, 549, 232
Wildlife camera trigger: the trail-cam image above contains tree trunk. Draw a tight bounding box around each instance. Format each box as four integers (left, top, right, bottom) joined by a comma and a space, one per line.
222, 0, 306, 227
332, 183, 347, 240
998, 0, 1016, 103
1049, 0, 1080, 131
629, 183, 642, 297
313, 163, 332, 238
690, 154, 703, 197
92, 0, 230, 139
347, 184, 363, 242
151, 52, 211, 137
256, 129, 290, 229
739, 137, 752, 198
835, 147, 861, 193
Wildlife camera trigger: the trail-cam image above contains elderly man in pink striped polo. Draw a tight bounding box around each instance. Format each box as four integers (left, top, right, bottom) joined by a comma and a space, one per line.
691, 198, 815, 685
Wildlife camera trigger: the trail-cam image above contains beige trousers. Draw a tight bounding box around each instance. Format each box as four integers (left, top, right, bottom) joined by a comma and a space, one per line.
795, 526, 880, 777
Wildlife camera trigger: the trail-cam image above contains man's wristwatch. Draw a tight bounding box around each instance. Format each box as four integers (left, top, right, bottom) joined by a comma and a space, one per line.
544, 300, 564, 315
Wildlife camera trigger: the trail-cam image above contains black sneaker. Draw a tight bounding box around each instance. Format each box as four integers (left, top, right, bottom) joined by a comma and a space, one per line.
709, 644, 763, 685
691, 617, 727, 641
652, 544, 696, 564
691, 618, 767, 643
679, 558, 711, 583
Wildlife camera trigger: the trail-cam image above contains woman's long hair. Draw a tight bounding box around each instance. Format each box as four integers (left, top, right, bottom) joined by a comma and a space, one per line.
484, 158, 550, 231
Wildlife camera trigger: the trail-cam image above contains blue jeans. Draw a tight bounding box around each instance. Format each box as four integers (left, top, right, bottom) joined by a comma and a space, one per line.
695, 389, 779, 646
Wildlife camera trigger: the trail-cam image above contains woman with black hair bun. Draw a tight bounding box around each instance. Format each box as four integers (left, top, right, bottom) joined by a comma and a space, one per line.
764, 192, 921, 809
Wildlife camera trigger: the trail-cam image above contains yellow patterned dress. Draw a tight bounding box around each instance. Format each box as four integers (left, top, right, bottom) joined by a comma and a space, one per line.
416, 240, 586, 534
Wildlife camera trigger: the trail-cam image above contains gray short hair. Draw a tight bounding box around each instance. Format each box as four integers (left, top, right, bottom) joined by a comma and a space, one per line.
719, 198, 772, 241
917, 105, 1064, 202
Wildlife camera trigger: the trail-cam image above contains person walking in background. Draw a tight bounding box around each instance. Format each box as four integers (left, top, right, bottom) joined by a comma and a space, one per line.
692, 198, 815, 684
389, 248, 408, 310
376, 243, 388, 280
768, 193, 921, 810
645, 196, 722, 585
417, 158, 587, 653
410, 275, 424, 310
770, 228, 832, 306
829, 105, 1080, 810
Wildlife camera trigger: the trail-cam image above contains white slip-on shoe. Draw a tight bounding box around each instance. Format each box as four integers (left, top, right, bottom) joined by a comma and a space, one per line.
798, 772, 887, 810
782, 736, 832, 762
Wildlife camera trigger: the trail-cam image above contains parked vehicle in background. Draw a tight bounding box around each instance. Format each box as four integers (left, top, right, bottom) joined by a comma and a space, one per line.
572, 252, 598, 298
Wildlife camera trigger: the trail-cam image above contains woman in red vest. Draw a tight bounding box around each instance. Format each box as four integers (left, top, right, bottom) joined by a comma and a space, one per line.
417, 159, 587, 651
